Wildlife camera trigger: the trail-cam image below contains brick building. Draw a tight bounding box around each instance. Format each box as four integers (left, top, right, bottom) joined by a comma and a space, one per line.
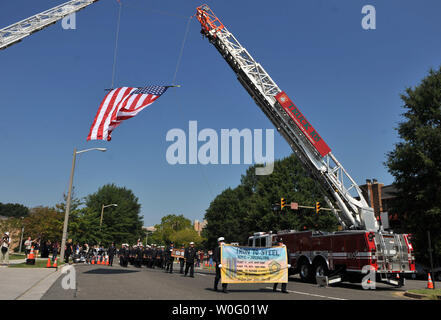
359, 179, 400, 229
193, 220, 207, 236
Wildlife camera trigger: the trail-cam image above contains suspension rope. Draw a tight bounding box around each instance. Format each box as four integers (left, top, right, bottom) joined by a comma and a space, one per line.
111, 1, 123, 88
171, 16, 192, 85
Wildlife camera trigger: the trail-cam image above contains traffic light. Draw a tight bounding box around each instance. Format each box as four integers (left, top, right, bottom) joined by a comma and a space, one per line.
280, 198, 286, 210
315, 201, 321, 214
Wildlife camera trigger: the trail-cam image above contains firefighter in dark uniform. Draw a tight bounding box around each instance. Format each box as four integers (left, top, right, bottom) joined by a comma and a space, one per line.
129, 245, 135, 265
179, 245, 185, 274
165, 242, 175, 273
184, 242, 197, 277
118, 244, 125, 267
272, 238, 289, 293
214, 237, 228, 293
145, 245, 151, 268
135, 244, 143, 268
108, 242, 116, 267
159, 246, 165, 269
150, 245, 156, 268
119, 244, 129, 267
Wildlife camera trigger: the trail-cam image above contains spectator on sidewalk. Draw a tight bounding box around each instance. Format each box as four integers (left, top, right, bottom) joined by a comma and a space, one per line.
1, 232, 11, 266
52, 242, 59, 262
208, 250, 213, 267
34, 238, 41, 259
65, 239, 73, 264
200, 250, 205, 267
24, 237, 32, 256
196, 250, 201, 267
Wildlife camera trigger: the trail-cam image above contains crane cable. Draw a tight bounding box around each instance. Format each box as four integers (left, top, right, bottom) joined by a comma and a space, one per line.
171, 15, 192, 85
107, 4, 215, 203
111, 1, 122, 88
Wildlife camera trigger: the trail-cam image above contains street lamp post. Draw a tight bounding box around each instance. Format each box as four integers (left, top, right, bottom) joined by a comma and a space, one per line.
100, 203, 118, 231
59, 147, 107, 262
18, 217, 24, 253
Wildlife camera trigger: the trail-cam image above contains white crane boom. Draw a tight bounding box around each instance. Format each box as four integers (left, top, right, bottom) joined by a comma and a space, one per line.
0, 0, 99, 50
195, 4, 380, 231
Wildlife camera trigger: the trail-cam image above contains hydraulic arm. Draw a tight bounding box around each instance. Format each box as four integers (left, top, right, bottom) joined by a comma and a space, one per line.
196, 4, 379, 231
0, 0, 99, 50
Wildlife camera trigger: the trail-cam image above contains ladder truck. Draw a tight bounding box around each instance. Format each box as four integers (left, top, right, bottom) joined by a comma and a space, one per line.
0, 0, 99, 51
195, 4, 415, 286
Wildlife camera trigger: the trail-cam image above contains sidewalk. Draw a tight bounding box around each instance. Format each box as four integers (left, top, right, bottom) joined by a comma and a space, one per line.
0, 265, 63, 300
5, 257, 47, 265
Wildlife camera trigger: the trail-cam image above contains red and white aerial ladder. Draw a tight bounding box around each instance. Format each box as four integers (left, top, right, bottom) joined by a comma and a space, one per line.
0, 0, 99, 50
195, 5, 415, 286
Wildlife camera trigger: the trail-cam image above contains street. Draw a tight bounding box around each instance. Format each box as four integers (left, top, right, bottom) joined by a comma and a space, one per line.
42, 262, 426, 300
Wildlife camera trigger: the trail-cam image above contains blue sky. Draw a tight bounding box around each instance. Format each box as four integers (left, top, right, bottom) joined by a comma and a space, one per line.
0, 0, 440, 227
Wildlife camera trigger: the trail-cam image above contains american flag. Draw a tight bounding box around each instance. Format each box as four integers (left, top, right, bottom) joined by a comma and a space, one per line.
87, 85, 168, 141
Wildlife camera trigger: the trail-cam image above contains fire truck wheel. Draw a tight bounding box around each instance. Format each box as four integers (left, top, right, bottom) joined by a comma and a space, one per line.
313, 260, 329, 278
299, 260, 313, 282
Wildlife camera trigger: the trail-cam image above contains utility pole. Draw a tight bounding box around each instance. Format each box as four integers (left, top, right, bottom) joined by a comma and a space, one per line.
60, 147, 77, 262
428, 231, 436, 289
18, 217, 24, 253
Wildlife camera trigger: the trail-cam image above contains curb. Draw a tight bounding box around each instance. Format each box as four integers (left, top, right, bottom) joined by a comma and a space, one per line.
15, 268, 64, 300
404, 291, 441, 300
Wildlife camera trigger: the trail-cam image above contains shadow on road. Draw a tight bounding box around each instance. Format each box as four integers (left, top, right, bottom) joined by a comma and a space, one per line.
83, 268, 140, 275
287, 276, 403, 292
204, 288, 274, 293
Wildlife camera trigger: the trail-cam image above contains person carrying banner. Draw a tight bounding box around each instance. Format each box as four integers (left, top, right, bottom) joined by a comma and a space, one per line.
214, 237, 228, 293
273, 238, 289, 293
179, 245, 186, 274
184, 242, 197, 277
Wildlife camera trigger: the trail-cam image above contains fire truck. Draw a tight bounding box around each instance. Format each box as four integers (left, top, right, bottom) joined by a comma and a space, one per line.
195, 5, 415, 286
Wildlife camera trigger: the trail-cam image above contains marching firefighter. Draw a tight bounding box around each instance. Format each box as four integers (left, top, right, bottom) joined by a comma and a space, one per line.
129, 245, 135, 265
119, 244, 129, 267
108, 242, 116, 267
214, 237, 228, 293
158, 246, 165, 269
150, 244, 157, 269
179, 244, 185, 274
272, 238, 289, 293
184, 242, 197, 277
165, 242, 174, 273
135, 244, 143, 268
142, 245, 149, 267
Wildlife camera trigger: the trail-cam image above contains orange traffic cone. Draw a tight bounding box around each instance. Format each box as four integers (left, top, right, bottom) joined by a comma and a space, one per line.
106, 257, 109, 265
28, 247, 35, 259
97, 258, 101, 265
52, 258, 58, 268
46, 258, 51, 268
91, 258, 95, 265
26, 246, 36, 265
427, 273, 434, 289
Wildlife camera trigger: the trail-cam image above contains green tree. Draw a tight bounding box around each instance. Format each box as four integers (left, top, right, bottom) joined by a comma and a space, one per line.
170, 228, 204, 247
386, 66, 441, 264
150, 214, 194, 245
0, 202, 29, 218
55, 188, 84, 244
82, 184, 144, 246
23, 206, 63, 241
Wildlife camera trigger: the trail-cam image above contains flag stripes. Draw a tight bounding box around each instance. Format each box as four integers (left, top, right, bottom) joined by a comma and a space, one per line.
87, 85, 167, 141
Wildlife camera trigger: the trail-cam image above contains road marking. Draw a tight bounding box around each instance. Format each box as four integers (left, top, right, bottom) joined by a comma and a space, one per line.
265, 287, 347, 300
